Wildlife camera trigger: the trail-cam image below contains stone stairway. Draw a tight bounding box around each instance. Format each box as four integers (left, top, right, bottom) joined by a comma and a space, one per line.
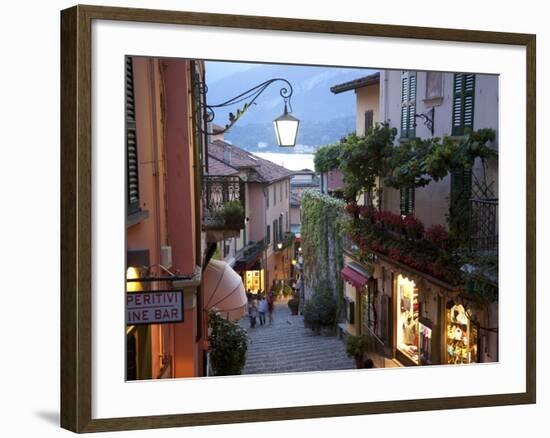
238, 301, 355, 375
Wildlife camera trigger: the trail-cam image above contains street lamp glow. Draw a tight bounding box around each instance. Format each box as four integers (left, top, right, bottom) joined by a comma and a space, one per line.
277, 242, 283, 250
273, 104, 300, 147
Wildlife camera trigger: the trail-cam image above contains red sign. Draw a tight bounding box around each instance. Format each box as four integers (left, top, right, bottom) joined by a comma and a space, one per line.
126, 290, 184, 325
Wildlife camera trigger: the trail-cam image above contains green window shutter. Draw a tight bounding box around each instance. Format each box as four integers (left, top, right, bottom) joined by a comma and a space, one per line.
126, 56, 140, 215
452, 73, 476, 136
364, 110, 374, 135
400, 71, 417, 138
400, 186, 415, 215
266, 225, 271, 244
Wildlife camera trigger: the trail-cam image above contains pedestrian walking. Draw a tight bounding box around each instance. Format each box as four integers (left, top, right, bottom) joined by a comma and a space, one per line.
267, 293, 275, 324
258, 295, 268, 326
248, 301, 258, 328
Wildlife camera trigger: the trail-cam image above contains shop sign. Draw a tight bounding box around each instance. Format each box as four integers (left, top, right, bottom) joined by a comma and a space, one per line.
126, 290, 184, 325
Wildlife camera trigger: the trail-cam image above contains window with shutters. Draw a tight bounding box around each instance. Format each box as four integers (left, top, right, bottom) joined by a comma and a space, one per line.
266, 225, 271, 245
400, 71, 417, 139
126, 56, 141, 216
364, 110, 374, 136
452, 73, 475, 136
273, 220, 277, 245
265, 188, 269, 209
400, 186, 415, 215
273, 185, 277, 206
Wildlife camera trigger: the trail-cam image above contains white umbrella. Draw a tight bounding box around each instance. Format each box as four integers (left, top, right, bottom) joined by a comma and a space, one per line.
203, 259, 247, 321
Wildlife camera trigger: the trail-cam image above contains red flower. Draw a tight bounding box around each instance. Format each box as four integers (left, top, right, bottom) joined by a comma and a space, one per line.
345, 202, 359, 215
402, 214, 424, 238
425, 224, 449, 247
388, 248, 401, 261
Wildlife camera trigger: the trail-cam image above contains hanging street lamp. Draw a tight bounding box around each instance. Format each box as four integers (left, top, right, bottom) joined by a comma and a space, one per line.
196, 77, 299, 148
273, 103, 300, 147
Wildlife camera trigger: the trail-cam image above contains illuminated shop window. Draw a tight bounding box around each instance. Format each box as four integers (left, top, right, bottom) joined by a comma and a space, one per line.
396, 275, 419, 364
446, 304, 478, 364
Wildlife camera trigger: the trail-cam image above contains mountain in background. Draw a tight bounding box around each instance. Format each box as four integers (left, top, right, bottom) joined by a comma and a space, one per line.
205, 62, 375, 152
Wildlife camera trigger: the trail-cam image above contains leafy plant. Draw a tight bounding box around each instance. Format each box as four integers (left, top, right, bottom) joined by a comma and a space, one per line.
208, 310, 249, 376
338, 124, 397, 201
288, 298, 300, 313
345, 334, 368, 360
314, 142, 344, 173
214, 200, 245, 226
303, 281, 337, 331
300, 190, 346, 316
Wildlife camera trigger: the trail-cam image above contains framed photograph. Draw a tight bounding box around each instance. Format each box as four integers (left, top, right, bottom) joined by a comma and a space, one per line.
60, 4, 536, 433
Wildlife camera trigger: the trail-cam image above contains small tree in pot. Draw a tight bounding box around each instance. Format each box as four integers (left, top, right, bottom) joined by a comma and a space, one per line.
208, 310, 249, 376
345, 334, 368, 368
288, 297, 300, 315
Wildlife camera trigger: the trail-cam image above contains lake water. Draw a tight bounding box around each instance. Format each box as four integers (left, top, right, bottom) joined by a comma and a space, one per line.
253, 152, 315, 171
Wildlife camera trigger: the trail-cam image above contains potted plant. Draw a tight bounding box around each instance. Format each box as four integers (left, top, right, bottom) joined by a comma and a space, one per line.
345, 334, 367, 368
208, 310, 249, 376
288, 297, 300, 315
216, 200, 245, 227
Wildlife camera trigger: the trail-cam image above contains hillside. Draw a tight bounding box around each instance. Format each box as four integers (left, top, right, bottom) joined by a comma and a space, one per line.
205, 62, 374, 151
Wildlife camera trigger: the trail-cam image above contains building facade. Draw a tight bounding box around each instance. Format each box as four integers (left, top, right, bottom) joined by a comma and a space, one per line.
333, 70, 499, 367
126, 57, 206, 379
206, 138, 294, 294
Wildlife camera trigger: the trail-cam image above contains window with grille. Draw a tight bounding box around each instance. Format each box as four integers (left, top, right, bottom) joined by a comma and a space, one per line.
452, 73, 475, 136
126, 56, 140, 215
400, 71, 417, 139
400, 186, 415, 215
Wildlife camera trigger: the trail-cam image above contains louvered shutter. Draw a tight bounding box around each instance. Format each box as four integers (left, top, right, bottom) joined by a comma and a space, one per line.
400, 186, 415, 215
400, 71, 417, 138
364, 110, 374, 135
126, 56, 140, 215
452, 73, 476, 136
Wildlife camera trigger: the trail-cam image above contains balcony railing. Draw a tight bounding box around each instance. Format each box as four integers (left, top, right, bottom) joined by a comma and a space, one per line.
202, 175, 245, 230
469, 198, 498, 255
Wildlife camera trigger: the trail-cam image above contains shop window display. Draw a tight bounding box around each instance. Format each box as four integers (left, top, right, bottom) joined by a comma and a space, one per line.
418, 318, 433, 365
396, 275, 419, 364
446, 304, 478, 364
245, 270, 264, 293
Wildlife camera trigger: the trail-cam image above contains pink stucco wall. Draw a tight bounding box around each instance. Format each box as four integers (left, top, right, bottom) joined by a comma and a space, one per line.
247, 183, 267, 242
162, 59, 196, 276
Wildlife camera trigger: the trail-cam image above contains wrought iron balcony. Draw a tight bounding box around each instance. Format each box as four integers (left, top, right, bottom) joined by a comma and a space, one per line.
202, 175, 246, 232
469, 198, 498, 255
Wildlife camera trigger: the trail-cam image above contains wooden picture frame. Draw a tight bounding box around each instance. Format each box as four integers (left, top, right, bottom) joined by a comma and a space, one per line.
60, 4, 536, 433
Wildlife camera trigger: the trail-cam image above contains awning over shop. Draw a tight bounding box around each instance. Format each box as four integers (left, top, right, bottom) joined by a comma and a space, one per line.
341, 266, 370, 289
203, 260, 247, 321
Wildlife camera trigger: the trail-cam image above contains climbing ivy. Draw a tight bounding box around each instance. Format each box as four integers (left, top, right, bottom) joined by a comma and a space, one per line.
300, 190, 346, 315
313, 142, 344, 173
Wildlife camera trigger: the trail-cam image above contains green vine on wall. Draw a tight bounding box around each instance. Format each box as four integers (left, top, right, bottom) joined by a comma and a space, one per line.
300, 190, 346, 314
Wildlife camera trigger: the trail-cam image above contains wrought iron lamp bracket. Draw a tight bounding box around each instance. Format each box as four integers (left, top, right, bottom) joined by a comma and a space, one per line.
197, 78, 294, 135
414, 107, 435, 136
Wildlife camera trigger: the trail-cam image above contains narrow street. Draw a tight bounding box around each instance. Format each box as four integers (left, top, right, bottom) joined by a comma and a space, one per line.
238, 301, 355, 374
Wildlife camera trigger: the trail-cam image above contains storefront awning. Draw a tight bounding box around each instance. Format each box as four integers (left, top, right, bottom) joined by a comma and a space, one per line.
341, 266, 370, 289
203, 260, 248, 321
